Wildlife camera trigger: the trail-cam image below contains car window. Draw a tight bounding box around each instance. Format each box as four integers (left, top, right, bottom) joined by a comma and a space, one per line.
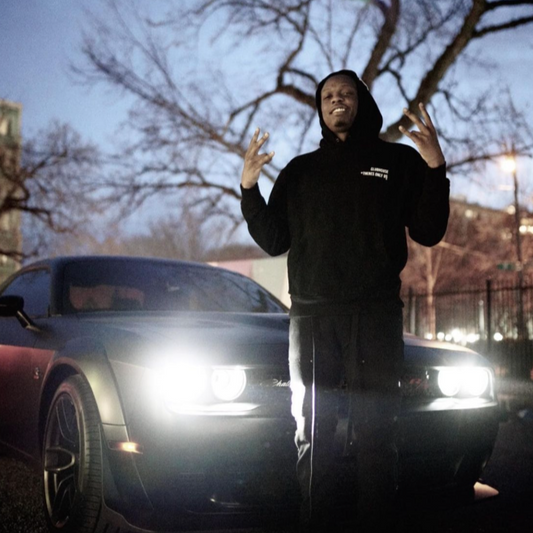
191, 269, 284, 313
1, 268, 51, 317
62, 260, 287, 314
69, 284, 145, 311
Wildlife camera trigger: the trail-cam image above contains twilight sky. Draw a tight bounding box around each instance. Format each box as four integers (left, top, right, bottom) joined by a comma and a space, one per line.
1, 0, 532, 220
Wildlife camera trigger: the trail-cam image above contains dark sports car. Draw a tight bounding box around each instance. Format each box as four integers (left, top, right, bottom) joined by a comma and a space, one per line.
0, 256, 500, 533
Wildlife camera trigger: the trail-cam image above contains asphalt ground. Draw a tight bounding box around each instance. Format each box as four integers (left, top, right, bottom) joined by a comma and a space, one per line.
1, 378, 532, 533
0, 454, 46, 533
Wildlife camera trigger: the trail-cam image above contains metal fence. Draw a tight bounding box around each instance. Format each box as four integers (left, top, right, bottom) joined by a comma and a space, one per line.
402, 277, 533, 379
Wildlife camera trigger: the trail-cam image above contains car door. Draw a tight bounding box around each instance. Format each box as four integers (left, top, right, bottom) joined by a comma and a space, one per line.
0, 267, 53, 455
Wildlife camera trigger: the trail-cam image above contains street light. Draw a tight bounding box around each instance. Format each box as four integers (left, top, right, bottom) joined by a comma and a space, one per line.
500, 149, 523, 271
500, 146, 526, 340
501, 155, 517, 174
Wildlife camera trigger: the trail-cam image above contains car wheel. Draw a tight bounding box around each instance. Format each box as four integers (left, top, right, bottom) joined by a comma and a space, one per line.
43, 375, 103, 533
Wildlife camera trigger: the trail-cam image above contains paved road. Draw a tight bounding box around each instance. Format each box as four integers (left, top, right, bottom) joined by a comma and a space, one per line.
399, 411, 533, 533
0, 452, 46, 533
1, 411, 532, 533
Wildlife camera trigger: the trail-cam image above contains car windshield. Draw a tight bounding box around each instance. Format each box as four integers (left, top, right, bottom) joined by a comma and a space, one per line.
62, 259, 287, 315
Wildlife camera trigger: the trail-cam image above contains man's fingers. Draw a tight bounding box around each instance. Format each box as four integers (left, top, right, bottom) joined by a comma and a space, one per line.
249, 128, 269, 146
246, 128, 260, 150
399, 104, 445, 168
418, 103, 436, 130
252, 151, 275, 169
257, 131, 269, 149
403, 104, 437, 134
403, 107, 428, 133
241, 129, 275, 188
263, 151, 275, 164
399, 125, 428, 149
246, 129, 271, 163
246, 128, 259, 149
398, 125, 416, 143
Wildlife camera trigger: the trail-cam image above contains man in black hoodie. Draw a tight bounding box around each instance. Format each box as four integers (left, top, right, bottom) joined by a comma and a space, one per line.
240, 70, 449, 532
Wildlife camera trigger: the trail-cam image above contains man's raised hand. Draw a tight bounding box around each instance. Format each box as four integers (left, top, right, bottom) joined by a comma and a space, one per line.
399, 103, 445, 169
241, 128, 275, 189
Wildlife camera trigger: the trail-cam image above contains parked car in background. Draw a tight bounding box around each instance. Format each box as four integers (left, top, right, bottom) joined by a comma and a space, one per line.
0, 256, 500, 532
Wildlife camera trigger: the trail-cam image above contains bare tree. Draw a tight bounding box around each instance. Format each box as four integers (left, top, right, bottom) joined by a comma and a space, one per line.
72, 0, 533, 221
402, 197, 532, 292
46, 195, 253, 262
401, 194, 533, 337
104, 207, 230, 261
0, 120, 103, 261
403, 88, 533, 294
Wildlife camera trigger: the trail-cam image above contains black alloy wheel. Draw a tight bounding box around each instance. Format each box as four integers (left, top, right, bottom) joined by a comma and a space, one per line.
43, 375, 103, 533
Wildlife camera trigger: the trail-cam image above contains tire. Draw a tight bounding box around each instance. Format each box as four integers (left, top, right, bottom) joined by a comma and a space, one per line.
42, 375, 103, 533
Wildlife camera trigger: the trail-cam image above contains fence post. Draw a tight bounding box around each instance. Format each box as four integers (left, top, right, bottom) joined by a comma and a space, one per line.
486, 279, 492, 354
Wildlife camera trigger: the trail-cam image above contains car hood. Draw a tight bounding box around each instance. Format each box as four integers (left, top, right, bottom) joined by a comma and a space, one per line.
75, 311, 290, 368
403, 334, 490, 367
62, 315, 489, 369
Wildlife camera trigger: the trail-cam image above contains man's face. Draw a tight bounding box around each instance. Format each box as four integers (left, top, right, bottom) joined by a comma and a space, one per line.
320, 75, 358, 140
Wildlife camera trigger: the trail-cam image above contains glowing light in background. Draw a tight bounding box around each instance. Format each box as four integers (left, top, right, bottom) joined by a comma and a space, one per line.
501, 155, 517, 174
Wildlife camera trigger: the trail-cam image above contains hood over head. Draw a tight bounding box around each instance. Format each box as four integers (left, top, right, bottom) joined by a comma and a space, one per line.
315, 69, 383, 146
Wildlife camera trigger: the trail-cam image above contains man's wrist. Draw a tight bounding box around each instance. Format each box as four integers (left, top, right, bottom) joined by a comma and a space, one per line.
427, 156, 445, 169
241, 182, 259, 192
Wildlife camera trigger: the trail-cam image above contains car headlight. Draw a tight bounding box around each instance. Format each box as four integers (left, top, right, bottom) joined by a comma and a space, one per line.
211, 367, 247, 401
437, 366, 490, 398
161, 364, 247, 407
162, 364, 208, 404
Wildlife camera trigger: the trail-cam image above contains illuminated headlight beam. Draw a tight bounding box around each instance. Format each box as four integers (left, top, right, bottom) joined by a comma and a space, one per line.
160, 364, 248, 410
161, 364, 208, 404
437, 367, 490, 398
211, 367, 247, 401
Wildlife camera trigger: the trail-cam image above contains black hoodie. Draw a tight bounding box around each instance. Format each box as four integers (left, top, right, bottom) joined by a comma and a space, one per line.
241, 70, 449, 316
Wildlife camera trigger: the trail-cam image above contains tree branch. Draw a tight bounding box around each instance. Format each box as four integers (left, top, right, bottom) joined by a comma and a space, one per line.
382, 0, 488, 141
361, 0, 400, 89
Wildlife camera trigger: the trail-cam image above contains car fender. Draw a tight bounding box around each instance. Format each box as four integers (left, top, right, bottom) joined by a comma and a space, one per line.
41, 336, 129, 442
40, 337, 155, 518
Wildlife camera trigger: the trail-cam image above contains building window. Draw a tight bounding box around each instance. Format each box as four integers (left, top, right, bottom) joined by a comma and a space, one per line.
0, 117, 8, 136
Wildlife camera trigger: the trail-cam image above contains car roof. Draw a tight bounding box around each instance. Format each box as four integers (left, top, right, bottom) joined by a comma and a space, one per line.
20, 255, 215, 271
2, 255, 288, 316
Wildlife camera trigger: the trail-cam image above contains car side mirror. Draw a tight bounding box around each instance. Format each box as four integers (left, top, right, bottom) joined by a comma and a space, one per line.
0, 295, 25, 317
0, 295, 40, 332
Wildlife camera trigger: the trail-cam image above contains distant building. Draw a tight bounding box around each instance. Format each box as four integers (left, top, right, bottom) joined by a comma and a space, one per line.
450, 196, 533, 261
0, 99, 23, 282
211, 256, 290, 307
215, 198, 533, 304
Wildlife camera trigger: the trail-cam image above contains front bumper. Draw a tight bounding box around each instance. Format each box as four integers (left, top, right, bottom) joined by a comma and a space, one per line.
102, 362, 501, 531
398, 399, 500, 493
116, 414, 299, 532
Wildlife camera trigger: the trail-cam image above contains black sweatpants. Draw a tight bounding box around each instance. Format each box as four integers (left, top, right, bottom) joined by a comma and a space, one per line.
289, 301, 404, 532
